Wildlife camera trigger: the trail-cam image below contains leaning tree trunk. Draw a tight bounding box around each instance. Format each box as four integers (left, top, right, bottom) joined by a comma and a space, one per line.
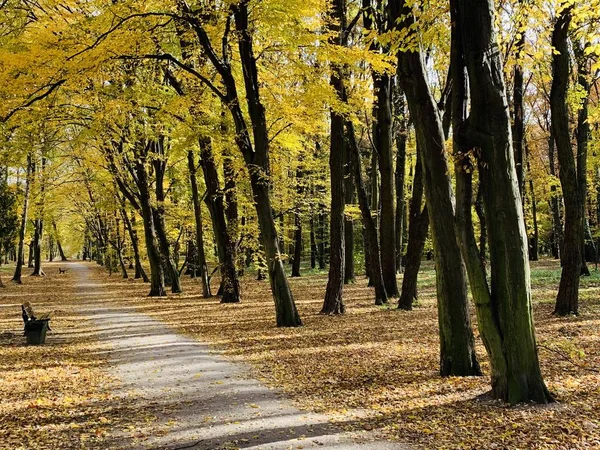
53, 222, 68, 261
551, 7, 581, 316
398, 151, 428, 310
188, 150, 212, 297
455, 0, 552, 402
347, 121, 388, 305
13, 155, 32, 284
394, 0, 479, 376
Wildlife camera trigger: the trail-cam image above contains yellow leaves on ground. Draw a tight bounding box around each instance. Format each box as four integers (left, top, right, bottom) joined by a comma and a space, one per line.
0, 263, 149, 450
96, 258, 600, 449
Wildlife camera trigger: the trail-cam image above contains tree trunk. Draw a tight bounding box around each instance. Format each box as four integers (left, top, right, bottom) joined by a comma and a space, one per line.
13, 155, 32, 284
347, 121, 388, 305
310, 214, 317, 269
398, 151, 428, 310
455, 0, 552, 402
151, 139, 182, 294
321, 0, 347, 315
322, 69, 346, 314
526, 146, 539, 261
292, 212, 302, 277
121, 205, 148, 282
575, 41, 591, 276
188, 150, 212, 297
475, 184, 487, 261
31, 157, 45, 277
31, 219, 44, 276
549, 134, 562, 260
134, 151, 166, 297
395, 90, 408, 273
375, 74, 398, 297
53, 222, 68, 261
199, 137, 240, 303
394, 1, 479, 376
551, 8, 581, 316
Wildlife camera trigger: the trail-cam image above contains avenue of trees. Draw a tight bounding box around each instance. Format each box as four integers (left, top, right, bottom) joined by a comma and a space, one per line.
1, 0, 599, 405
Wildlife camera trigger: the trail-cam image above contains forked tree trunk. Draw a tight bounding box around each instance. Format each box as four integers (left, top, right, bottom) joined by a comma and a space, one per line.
551, 7, 581, 316
455, 0, 552, 402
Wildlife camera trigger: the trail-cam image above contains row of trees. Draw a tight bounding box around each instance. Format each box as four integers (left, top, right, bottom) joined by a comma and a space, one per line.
1, 0, 599, 404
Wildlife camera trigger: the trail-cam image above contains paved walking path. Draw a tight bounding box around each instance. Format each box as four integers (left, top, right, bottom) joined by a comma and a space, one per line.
73, 263, 406, 450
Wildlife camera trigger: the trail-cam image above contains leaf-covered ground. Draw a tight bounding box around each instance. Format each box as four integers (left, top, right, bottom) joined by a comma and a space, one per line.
93, 258, 600, 449
2, 259, 600, 449
0, 263, 150, 450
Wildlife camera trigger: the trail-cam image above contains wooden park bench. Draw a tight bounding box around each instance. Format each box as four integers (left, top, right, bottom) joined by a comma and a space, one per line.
21, 302, 51, 345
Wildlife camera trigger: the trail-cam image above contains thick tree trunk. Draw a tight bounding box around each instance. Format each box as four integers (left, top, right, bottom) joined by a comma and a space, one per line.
455, 0, 552, 402
398, 152, 428, 310
188, 150, 212, 297
475, 184, 487, 261
394, 2, 479, 376
321, 0, 347, 315
347, 121, 388, 305
199, 137, 240, 303
13, 155, 32, 284
551, 8, 581, 316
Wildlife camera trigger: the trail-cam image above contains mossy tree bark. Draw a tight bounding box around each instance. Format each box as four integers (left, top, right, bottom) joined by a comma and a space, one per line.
454, 0, 553, 402
393, 0, 479, 377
